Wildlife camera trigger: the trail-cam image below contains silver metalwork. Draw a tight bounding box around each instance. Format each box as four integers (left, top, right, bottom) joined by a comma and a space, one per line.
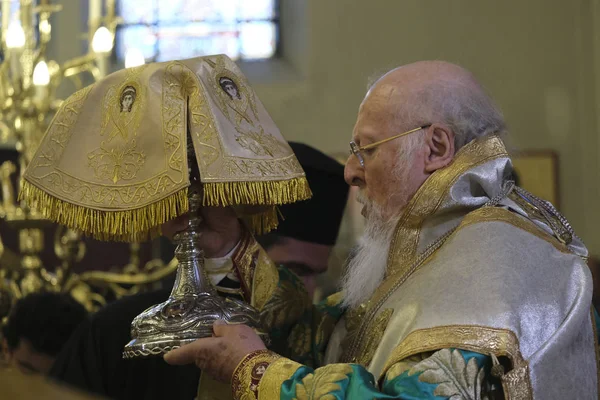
513, 186, 577, 245
123, 140, 268, 358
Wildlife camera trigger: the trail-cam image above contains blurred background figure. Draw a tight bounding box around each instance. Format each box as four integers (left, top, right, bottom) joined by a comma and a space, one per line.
257, 142, 349, 301
2, 292, 88, 375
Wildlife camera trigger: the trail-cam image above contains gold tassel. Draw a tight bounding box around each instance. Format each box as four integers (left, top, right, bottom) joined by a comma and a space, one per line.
242, 206, 280, 235
202, 177, 312, 207
20, 176, 311, 241
19, 180, 189, 242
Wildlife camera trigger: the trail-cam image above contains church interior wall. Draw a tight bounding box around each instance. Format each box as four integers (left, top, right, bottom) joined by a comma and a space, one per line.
45, 0, 600, 256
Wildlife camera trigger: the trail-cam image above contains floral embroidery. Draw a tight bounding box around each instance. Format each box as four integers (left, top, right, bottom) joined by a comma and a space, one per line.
295, 364, 353, 400
409, 349, 490, 400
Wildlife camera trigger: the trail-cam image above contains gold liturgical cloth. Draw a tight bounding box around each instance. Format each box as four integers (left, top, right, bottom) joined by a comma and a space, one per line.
21, 55, 310, 241
20, 55, 312, 358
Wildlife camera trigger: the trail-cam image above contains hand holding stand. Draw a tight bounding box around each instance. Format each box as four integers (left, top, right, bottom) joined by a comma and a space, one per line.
123, 140, 268, 358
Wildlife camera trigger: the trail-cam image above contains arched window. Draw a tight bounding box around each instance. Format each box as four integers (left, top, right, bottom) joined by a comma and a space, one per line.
116, 0, 279, 62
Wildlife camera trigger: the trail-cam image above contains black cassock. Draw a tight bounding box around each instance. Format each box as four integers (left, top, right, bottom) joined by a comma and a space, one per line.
50, 289, 200, 400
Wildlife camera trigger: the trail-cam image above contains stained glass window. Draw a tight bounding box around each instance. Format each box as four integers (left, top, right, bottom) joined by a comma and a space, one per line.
116, 0, 279, 62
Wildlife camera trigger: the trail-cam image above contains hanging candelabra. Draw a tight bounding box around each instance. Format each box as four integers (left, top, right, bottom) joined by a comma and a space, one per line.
0, 0, 162, 318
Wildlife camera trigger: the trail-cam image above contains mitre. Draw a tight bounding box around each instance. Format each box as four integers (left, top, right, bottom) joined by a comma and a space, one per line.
20, 55, 311, 241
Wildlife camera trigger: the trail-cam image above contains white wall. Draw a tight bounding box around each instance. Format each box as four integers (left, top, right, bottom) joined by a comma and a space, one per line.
252, 0, 600, 256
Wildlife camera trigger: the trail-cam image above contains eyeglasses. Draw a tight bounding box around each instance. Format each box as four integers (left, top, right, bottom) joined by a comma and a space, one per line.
349, 124, 431, 167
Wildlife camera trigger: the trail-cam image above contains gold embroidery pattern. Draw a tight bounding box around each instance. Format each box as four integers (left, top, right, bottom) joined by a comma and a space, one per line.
184, 62, 308, 208
87, 68, 147, 183
340, 302, 368, 359
315, 313, 338, 353
185, 57, 304, 181
123, 63, 150, 80
232, 231, 261, 302
87, 140, 146, 184
251, 248, 281, 312
313, 293, 344, 362
235, 126, 289, 158
256, 358, 302, 399
21, 56, 309, 240
185, 63, 221, 175
379, 325, 532, 400
30, 85, 93, 168
385, 353, 431, 381
500, 365, 533, 400
458, 206, 570, 254
260, 278, 310, 331
344, 302, 368, 336
231, 349, 281, 400
344, 209, 571, 371
162, 62, 191, 176
196, 55, 297, 185
208, 55, 259, 128
100, 76, 145, 142
346, 203, 570, 341
217, 155, 305, 181
387, 135, 508, 277
288, 323, 312, 360
342, 135, 509, 363
26, 62, 187, 210
342, 308, 393, 367
231, 231, 284, 316
294, 363, 353, 400
409, 348, 490, 399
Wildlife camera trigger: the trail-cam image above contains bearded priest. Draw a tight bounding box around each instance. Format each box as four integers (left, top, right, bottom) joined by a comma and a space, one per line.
163, 61, 598, 399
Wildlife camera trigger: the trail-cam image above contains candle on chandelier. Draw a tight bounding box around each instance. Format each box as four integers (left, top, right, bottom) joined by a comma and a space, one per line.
33, 60, 50, 106
6, 21, 26, 82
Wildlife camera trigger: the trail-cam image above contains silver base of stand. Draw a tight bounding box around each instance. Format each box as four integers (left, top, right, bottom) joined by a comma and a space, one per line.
123, 294, 268, 358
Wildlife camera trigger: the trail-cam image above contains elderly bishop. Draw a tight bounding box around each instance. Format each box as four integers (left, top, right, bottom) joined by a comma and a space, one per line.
164, 61, 598, 399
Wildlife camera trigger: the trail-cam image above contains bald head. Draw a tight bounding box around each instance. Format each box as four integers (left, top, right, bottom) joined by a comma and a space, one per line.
366, 61, 506, 149
376, 61, 479, 88
345, 61, 507, 221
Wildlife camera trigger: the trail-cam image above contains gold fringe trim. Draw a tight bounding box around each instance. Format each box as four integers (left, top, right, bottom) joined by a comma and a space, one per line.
19, 180, 189, 242
202, 177, 312, 207
242, 206, 280, 235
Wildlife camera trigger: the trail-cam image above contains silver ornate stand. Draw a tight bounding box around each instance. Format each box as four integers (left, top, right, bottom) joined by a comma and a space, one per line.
123, 143, 268, 358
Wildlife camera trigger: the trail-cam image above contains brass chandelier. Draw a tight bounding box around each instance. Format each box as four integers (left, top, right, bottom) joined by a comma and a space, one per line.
0, 0, 174, 320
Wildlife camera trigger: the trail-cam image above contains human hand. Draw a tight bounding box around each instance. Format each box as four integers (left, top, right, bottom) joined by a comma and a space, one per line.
163, 321, 266, 382
161, 206, 242, 258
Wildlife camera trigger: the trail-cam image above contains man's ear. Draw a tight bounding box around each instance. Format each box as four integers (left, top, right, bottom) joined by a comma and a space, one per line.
423, 124, 455, 173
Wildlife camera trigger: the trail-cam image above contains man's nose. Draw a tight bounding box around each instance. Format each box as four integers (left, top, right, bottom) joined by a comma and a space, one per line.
344, 155, 364, 187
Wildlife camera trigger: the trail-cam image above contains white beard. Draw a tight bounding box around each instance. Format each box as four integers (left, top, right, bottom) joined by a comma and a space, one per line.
341, 138, 418, 309
341, 194, 400, 309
